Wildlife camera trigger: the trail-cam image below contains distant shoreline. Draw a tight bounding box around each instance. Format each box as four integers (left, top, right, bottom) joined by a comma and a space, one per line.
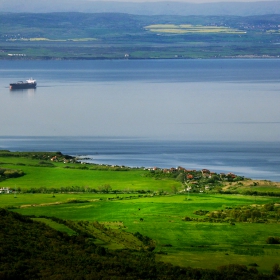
2, 56, 280, 61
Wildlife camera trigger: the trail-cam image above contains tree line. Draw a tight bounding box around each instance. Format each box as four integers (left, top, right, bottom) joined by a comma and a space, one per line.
184, 203, 280, 224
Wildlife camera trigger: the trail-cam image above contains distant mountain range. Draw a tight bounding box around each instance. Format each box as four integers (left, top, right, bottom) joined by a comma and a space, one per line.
0, 0, 280, 16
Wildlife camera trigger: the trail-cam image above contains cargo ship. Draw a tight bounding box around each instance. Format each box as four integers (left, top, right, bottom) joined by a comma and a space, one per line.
10, 78, 37, 89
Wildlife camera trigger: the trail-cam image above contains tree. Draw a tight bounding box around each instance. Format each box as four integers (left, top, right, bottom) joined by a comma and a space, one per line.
272, 263, 280, 276
171, 185, 178, 194
266, 236, 280, 244
176, 173, 185, 183
98, 184, 112, 193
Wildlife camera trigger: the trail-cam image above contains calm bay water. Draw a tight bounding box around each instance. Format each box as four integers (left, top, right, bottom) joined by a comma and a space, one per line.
0, 136, 279, 181
0, 59, 279, 180
1, 59, 280, 141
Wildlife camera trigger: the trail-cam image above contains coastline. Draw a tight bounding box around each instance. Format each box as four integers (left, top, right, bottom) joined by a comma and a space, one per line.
1, 137, 280, 182
2, 55, 280, 61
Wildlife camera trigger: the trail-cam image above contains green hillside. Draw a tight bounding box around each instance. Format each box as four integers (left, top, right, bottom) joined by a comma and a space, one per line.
1, 150, 280, 277
2, 208, 279, 279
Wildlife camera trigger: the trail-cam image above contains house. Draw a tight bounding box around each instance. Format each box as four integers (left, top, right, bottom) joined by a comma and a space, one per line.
187, 174, 194, 180
0, 187, 12, 194
227, 173, 236, 179
202, 169, 211, 177
50, 156, 57, 161
177, 166, 186, 172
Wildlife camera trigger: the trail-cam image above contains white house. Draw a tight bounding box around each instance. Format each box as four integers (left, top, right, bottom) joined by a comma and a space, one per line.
0, 187, 12, 194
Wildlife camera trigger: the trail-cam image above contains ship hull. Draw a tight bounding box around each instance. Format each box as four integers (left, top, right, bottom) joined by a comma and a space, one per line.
9, 82, 37, 90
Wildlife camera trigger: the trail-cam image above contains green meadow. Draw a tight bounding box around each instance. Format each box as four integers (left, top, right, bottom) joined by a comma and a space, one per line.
1, 151, 280, 273
1, 192, 279, 273
0, 152, 179, 192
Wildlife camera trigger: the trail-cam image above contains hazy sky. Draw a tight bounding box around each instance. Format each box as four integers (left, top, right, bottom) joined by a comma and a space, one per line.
84, 0, 277, 1
0, 0, 277, 3
1, 0, 279, 15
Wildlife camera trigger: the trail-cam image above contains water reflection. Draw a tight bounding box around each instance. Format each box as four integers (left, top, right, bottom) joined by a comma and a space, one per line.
9, 88, 36, 97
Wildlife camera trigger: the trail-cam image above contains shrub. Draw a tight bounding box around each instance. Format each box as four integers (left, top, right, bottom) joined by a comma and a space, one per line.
3, 169, 24, 178
193, 210, 209, 216
266, 236, 280, 244
272, 263, 280, 276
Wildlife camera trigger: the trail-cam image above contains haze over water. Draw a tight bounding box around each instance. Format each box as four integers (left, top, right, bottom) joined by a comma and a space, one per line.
0, 59, 279, 180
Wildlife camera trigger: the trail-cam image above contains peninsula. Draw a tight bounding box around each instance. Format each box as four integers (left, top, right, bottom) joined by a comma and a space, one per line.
1, 13, 280, 60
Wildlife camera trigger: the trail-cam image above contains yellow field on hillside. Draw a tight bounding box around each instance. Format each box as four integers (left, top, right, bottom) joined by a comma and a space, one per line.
145, 24, 246, 34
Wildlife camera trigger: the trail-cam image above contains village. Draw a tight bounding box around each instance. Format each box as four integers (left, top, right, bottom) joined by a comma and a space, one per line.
145, 166, 244, 193
147, 165, 240, 180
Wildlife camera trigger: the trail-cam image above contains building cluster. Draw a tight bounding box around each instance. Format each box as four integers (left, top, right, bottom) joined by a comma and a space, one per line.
0, 187, 13, 194
147, 166, 238, 180
50, 156, 75, 164
8, 53, 26, 56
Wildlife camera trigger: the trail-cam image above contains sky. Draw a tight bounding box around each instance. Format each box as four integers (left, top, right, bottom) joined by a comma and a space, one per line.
0, 0, 277, 1
1, 0, 279, 15
52, 0, 280, 2
0, 0, 278, 4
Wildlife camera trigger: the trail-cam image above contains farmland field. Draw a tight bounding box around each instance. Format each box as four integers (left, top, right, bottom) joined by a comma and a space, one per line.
145, 24, 245, 34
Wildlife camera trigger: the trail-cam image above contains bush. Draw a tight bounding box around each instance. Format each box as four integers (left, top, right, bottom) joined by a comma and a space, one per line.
272, 263, 280, 276
264, 203, 274, 211
3, 169, 24, 178
194, 210, 209, 216
266, 236, 280, 244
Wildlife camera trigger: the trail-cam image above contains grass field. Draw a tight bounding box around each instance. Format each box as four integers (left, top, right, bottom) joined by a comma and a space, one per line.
1, 192, 279, 273
1, 151, 280, 273
0, 166, 174, 191
0, 154, 179, 192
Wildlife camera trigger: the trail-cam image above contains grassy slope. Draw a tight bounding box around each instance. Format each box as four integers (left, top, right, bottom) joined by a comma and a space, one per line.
0, 156, 179, 192
32, 217, 77, 235
6, 193, 280, 273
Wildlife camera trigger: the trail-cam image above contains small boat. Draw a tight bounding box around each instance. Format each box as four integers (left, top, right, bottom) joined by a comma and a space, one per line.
10, 78, 37, 89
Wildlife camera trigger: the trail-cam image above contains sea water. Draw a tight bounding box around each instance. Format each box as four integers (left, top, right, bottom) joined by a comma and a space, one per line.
0, 59, 279, 180
0, 136, 279, 181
